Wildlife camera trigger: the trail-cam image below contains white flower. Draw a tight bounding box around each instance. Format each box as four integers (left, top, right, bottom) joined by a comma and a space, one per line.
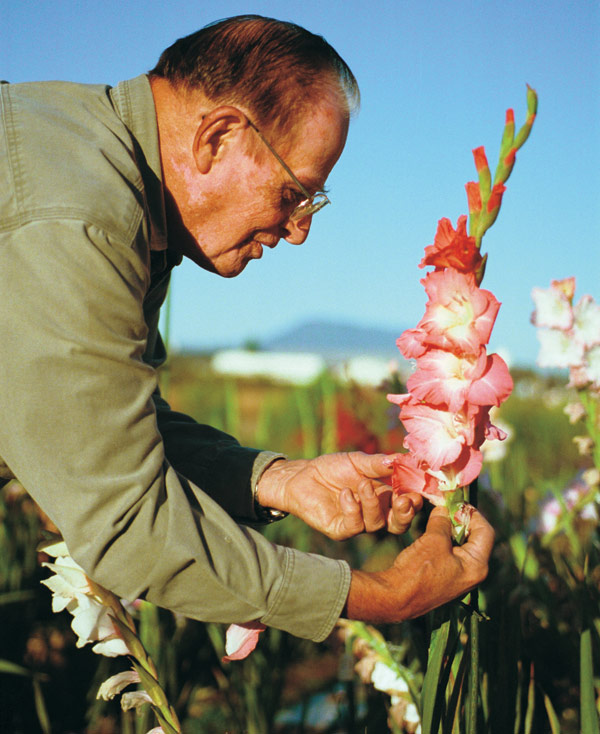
583, 345, 600, 387
41, 549, 130, 656
536, 329, 583, 369
573, 295, 600, 348
120, 690, 153, 712
40, 556, 92, 613
370, 661, 409, 695
564, 401, 586, 424
573, 436, 594, 456
531, 285, 573, 330
97, 670, 141, 700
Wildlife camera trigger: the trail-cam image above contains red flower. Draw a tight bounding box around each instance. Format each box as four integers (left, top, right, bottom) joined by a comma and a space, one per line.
419, 216, 483, 274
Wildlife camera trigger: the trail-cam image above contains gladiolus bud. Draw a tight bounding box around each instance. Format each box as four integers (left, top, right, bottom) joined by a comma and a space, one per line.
472, 146, 489, 172
472, 146, 491, 201
465, 181, 482, 214
487, 183, 506, 214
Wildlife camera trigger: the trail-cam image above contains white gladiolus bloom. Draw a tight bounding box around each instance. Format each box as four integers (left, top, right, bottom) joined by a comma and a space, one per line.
41, 544, 130, 656
573, 295, 600, 348
121, 690, 153, 712
583, 345, 600, 386
97, 670, 141, 700
531, 285, 573, 330
370, 661, 409, 695
536, 329, 583, 369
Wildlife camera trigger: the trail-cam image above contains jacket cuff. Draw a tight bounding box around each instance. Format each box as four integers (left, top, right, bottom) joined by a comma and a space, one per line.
262, 549, 352, 642
250, 451, 288, 523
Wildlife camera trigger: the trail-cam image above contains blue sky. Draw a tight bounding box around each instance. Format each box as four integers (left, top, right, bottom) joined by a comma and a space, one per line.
3, 0, 598, 366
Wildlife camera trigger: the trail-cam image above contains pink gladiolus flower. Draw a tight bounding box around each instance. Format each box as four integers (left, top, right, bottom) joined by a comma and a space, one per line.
426, 446, 483, 490
467, 352, 513, 407
399, 401, 475, 470
222, 621, 266, 662
407, 348, 512, 413
391, 454, 443, 505
396, 329, 428, 359
407, 349, 487, 412
418, 269, 500, 355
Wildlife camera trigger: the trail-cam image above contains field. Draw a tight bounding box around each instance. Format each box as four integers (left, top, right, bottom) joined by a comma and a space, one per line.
1, 354, 597, 734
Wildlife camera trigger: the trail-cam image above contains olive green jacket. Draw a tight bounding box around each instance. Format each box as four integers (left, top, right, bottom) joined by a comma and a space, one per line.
0, 74, 350, 641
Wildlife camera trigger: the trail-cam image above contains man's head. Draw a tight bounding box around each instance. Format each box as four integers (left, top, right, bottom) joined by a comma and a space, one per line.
149, 15, 358, 277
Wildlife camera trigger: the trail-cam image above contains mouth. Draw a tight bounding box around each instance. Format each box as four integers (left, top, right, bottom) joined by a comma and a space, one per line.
248, 238, 278, 259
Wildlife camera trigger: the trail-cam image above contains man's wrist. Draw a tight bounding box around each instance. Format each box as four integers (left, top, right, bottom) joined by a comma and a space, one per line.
253, 456, 290, 522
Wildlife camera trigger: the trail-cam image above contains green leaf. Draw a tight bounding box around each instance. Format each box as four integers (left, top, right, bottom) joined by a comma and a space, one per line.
0, 659, 32, 676
33, 676, 52, 734
421, 616, 453, 734
543, 692, 562, 734
581, 627, 600, 734
0, 589, 36, 606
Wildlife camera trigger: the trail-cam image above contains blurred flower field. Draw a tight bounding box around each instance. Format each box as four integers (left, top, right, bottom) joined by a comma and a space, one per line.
1, 355, 598, 734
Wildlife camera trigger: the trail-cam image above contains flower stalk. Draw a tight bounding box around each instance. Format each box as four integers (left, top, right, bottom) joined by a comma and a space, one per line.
39, 537, 181, 734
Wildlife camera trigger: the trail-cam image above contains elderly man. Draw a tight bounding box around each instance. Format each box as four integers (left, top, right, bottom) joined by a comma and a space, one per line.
0, 15, 493, 643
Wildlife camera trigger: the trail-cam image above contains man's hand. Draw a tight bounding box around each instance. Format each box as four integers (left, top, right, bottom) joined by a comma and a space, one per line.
256, 453, 423, 540
344, 506, 494, 622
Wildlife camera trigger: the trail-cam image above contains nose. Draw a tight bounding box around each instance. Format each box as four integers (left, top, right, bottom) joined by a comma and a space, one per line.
283, 215, 312, 245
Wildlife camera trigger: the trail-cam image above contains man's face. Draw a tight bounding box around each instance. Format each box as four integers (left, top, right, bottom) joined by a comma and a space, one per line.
172, 94, 349, 277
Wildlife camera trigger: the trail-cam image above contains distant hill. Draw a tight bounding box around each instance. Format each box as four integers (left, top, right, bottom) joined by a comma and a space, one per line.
262, 319, 407, 363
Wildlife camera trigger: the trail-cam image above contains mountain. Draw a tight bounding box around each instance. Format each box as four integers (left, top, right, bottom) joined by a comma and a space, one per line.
262, 319, 406, 362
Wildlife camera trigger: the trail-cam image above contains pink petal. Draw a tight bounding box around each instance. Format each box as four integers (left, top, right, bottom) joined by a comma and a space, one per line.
391, 454, 444, 506
396, 329, 427, 359
400, 404, 471, 470
407, 349, 487, 412
419, 270, 500, 355
467, 353, 513, 407
222, 621, 266, 662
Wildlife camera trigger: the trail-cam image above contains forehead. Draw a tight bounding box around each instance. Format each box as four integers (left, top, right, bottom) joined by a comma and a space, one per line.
278, 97, 349, 190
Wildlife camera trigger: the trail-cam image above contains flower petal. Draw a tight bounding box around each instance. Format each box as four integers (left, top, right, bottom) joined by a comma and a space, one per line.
222, 621, 266, 662
97, 670, 141, 700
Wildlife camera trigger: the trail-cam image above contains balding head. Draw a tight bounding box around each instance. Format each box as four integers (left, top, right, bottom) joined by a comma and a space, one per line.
149, 14, 359, 139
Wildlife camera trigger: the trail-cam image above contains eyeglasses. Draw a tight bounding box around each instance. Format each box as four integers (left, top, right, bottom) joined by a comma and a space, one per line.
245, 118, 331, 222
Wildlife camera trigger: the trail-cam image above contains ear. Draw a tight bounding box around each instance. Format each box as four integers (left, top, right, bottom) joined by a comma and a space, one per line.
192, 106, 249, 174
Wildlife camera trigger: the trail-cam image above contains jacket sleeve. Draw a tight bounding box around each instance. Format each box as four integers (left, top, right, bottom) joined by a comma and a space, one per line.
152, 391, 286, 523
0, 219, 350, 641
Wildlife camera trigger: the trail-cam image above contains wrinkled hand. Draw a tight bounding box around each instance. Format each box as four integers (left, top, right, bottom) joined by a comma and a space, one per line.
344, 506, 494, 622
256, 452, 423, 540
